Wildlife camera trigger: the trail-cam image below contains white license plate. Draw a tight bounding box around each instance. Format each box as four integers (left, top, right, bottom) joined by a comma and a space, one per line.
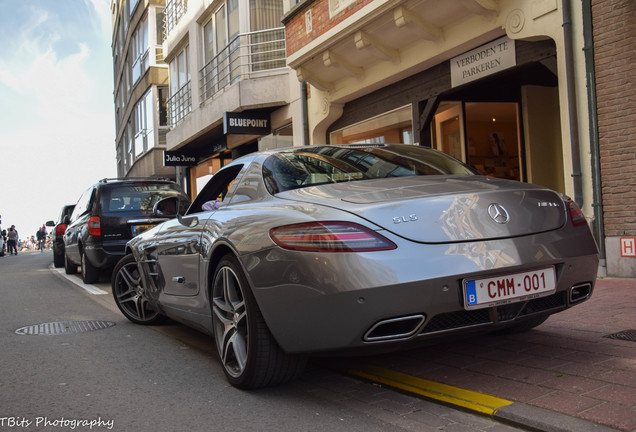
463, 267, 556, 310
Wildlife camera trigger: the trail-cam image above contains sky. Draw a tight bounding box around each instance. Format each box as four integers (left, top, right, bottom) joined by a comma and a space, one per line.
0, 0, 117, 239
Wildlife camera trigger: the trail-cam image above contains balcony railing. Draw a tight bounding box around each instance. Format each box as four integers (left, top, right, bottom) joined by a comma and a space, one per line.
164, 0, 187, 40
167, 81, 191, 127
200, 27, 286, 102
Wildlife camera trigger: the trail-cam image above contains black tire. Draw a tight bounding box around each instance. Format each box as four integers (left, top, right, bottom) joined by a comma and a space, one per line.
212, 254, 305, 389
81, 251, 100, 284
53, 250, 65, 268
112, 254, 165, 325
64, 253, 78, 274
497, 316, 549, 334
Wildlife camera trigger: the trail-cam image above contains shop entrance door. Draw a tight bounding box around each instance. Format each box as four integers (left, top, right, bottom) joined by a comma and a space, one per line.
433, 102, 465, 162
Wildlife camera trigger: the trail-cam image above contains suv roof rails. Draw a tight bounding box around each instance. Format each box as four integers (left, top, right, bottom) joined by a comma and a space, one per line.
99, 177, 173, 183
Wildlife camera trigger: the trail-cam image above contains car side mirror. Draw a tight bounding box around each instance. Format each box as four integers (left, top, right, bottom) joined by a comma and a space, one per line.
63, 215, 71, 225
154, 196, 180, 218
45, 220, 55, 227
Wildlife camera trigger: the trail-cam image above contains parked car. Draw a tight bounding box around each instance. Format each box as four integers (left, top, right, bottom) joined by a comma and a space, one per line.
111, 144, 599, 389
46, 204, 76, 267
64, 178, 190, 284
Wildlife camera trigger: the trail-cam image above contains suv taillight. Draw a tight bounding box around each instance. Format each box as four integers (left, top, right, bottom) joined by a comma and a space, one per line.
88, 216, 101, 236
55, 224, 68, 236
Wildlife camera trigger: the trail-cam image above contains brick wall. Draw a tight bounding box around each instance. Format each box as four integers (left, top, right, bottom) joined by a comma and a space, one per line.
285, 0, 374, 56
592, 0, 636, 236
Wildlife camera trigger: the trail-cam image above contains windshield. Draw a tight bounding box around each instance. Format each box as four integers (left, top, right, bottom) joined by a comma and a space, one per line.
102, 183, 187, 214
262, 145, 476, 194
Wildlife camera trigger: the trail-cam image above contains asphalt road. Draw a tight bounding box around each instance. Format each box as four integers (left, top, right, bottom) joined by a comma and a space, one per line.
1, 251, 526, 432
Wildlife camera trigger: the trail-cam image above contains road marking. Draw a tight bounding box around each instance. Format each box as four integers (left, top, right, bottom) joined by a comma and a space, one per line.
349, 366, 513, 415
49, 265, 108, 295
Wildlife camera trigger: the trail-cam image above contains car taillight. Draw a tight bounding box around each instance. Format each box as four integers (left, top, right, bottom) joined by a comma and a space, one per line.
88, 216, 101, 236
55, 224, 67, 236
567, 199, 587, 227
269, 221, 397, 252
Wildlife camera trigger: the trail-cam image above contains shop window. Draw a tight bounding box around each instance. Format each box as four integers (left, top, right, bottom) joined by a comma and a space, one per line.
433, 102, 521, 181
331, 106, 413, 145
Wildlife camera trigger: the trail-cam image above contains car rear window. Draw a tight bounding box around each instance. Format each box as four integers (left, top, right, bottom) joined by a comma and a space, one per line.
102, 183, 185, 214
262, 145, 476, 194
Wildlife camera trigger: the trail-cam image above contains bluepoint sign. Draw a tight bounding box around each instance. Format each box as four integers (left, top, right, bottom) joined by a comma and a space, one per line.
224, 111, 270, 135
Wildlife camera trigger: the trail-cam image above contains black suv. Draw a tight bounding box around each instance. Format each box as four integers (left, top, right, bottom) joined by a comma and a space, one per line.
46, 204, 76, 268
63, 178, 190, 283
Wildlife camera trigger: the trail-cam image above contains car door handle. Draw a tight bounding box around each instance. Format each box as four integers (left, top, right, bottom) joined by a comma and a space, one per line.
172, 276, 185, 284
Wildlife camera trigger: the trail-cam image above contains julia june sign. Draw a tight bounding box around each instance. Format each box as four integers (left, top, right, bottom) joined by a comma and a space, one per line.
164, 151, 197, 166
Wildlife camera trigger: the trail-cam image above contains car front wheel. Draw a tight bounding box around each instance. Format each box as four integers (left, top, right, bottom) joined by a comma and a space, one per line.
212, 254, 305, 389
112, 254, 164, 325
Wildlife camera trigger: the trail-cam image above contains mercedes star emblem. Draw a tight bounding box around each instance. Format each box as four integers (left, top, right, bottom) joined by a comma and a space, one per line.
488, 203, 510, 224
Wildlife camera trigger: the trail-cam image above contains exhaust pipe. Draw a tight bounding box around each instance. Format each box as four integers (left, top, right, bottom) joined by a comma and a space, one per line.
570, 283, 592, 303
364, 314, 425, 342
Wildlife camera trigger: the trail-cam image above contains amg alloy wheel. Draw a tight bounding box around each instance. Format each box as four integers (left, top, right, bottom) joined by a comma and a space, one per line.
212, 254, 305, 389
112, 254, 164, 325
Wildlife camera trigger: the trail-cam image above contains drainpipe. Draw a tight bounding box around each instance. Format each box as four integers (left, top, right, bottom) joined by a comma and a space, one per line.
582, 0, 606, 261
561, 0, 583, 206
300, 81, 310, 146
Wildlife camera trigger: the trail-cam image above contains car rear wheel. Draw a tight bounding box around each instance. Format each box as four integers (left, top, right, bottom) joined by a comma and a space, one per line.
81, 251, 99, 284
112, 254, 165, 325
211, 254, 305, 389
64, 253, 78, 274
53, 250, 65, 268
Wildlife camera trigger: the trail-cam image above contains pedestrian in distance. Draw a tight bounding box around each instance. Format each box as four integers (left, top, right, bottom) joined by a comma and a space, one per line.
7, 225, 19, 255
36, 225, 47, 252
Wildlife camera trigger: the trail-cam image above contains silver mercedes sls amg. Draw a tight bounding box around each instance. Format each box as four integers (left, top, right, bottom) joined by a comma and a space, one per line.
112, 144, 599, 389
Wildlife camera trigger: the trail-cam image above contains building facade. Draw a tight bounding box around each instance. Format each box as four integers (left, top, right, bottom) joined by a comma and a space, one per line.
282, 0, 635, 277
110, 0, 635, 277
591, 0, 636, 277
111, 0, 176, 179
162, 0, 304, 197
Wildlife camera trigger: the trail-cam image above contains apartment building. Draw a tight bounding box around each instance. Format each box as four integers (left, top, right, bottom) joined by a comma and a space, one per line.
111, 0, 175, 179
162, 0, 304, 197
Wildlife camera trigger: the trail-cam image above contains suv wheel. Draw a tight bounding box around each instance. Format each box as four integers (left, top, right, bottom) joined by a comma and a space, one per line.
81, 252, 99, 284
53, 250, 65, 268
64, 253, 78, 274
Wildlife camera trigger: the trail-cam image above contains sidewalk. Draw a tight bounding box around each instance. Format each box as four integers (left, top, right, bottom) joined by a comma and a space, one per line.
328, 278, 636, 432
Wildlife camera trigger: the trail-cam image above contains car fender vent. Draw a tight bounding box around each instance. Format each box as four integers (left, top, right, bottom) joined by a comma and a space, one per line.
15, 320, 116, 336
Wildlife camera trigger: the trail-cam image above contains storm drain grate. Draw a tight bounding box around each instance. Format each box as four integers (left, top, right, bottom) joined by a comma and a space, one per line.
604, 329, 636, 342
15, 320, 116, 336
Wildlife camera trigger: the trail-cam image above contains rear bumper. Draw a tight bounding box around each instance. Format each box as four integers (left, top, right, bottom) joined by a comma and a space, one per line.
84, 242, 127, 269
246, 229, 599, 355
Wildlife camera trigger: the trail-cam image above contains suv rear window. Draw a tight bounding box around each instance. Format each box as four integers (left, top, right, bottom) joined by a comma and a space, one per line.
102, 184, 185, 214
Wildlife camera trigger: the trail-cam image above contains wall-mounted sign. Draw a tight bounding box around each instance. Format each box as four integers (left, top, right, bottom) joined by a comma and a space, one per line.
224, 111, 270, 135
620, 237, 636, 257
164, 151, 198, 166
451, 36, 516, 87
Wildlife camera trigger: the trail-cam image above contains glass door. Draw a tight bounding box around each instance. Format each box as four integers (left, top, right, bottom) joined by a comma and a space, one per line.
434, 102, 465, 162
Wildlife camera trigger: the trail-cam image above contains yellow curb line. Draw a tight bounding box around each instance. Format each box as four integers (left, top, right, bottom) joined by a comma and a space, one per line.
349, 366, 513, 416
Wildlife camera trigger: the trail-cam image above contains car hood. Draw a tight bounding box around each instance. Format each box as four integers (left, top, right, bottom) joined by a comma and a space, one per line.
276, 175, 567, 243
